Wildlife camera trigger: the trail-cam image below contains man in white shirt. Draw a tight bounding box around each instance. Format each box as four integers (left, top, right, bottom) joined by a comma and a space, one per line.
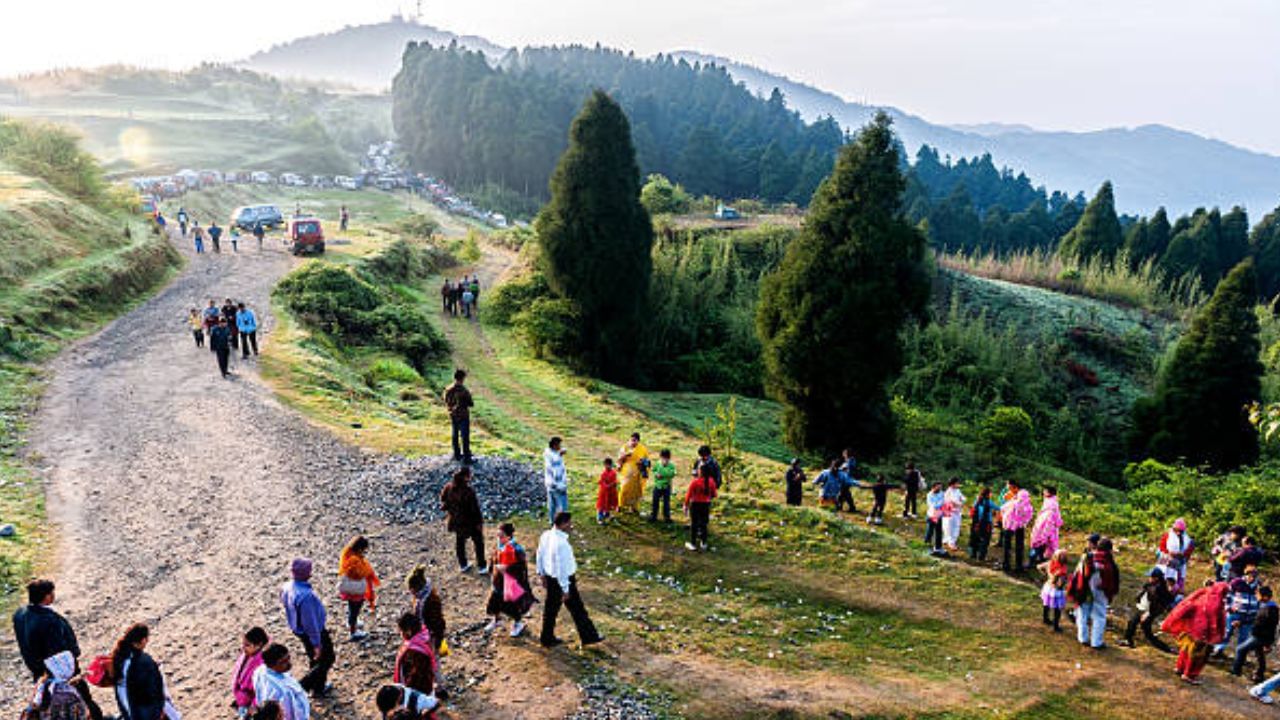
543, 436, 569, 526
252, 644, 311, 720
536, 512, 603, 648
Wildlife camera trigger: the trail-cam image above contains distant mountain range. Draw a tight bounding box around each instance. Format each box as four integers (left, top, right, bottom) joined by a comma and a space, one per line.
239, 19, 1280, 216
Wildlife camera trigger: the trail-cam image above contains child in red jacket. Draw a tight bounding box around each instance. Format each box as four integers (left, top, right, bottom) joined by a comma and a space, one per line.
596, 457, 619, 524
684, 463, 719, 551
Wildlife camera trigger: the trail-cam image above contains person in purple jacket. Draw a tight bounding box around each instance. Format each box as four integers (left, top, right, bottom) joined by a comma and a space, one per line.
280, 558, 334, 698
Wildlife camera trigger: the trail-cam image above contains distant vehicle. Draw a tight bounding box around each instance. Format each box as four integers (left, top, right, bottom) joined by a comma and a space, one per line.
250, 171, 274, 185
311, 175, 334, 189
138, 196, 158, 217
160, 181, 180, 197
230, 204, 285, 231
280, 173, 308, 187
374, 175, 399, 191
198, 170, 223, 186
334, 175, 358, 191
714, 204, 741, 220
287, 217, 325, 255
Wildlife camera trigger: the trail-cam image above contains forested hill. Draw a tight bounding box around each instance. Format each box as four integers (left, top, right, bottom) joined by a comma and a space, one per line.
392, 43, 845, 203
675, 50, 1280, 216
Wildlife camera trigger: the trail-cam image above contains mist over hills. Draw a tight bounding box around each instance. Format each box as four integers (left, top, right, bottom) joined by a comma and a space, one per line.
240, 20, 1280, 216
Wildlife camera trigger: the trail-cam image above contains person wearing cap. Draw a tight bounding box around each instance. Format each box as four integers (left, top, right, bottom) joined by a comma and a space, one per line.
784, 459, 805, 507
280, 558, 335, 697
1156, 518, 1194, 594
1120, 567, 1176, 652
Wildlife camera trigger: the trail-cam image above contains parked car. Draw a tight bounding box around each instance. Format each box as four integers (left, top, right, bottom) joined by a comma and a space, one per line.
280, 173, 307, 187
138, 195, 158, 218
250, 171, 274, 185
714, 204, 741, 220
334, 175, 358, 190
287, 217, 325, 255
230, 204, 285, 231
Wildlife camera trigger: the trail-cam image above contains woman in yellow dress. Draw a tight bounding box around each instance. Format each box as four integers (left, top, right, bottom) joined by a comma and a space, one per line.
616, 432, 650, 512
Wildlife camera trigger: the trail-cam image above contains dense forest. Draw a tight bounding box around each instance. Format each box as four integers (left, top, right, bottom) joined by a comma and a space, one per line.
391, 42, 844, 204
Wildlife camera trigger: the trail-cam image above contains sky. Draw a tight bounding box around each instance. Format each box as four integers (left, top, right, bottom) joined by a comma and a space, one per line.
5, 0, 1279, 153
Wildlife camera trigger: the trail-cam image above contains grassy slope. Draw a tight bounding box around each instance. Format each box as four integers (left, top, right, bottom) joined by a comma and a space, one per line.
0, 163, 181, 600
254, 196, 1260, 718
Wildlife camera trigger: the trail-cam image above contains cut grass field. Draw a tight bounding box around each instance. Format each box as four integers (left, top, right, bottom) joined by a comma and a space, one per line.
256, 203, 1261, 718
0, 163, 181, 601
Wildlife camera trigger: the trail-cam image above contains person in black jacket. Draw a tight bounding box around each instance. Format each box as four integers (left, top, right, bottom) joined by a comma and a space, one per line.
210, 317, 232, 378
1234, 585, 1277, 681
111, 623, 166, 720
1120, 567, 1176, 653
440, 466, 486, 573
12, 579, 104, 720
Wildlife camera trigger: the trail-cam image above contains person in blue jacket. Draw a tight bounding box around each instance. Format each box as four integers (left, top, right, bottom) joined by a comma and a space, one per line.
236, 302, 259, 359
280, 558, 335, 698
813, 459, 854, 511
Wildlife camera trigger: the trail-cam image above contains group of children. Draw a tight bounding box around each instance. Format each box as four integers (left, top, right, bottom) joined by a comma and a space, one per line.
594, 446, 721, 552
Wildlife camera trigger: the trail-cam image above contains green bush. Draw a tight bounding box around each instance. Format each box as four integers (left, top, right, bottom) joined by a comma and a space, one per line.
484, 272, 552, 327
514, 297, 582, 361
640, 174, 692, 215
1123, 462, 1280, 551
363, 357, 422, 389
980, 406, 1033, 460
363, 238, 454, 284
387, 213, 441, 239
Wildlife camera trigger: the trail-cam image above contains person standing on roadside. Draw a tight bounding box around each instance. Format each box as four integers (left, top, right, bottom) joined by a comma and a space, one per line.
693, 445, 722, 489
237, 302, 259, 359
999, 485, 1034, 573
443, 369, 473, 464
683, 462, 718, 551
544, 436, 569, 525
536, 512, 603, 649
280, 558, 335, 698
210, 317, 232, 378
252, 643, 311, 720
901, 461, 922, 518
12, 579, 104, 720
784, 458, 805, 507
650, 448, 677, 521
440, 466, 487, 574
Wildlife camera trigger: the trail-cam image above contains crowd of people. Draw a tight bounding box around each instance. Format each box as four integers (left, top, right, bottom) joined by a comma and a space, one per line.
439, 276, 481, 319
188, 298, 259, 378
161, 207, 269, 255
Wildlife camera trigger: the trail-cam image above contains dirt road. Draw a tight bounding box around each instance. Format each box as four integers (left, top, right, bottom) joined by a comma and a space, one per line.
1, 232, 584, 718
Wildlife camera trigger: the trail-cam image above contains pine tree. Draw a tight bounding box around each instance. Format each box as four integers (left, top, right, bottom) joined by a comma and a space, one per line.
535, 90, 654, 382
1057, 181, 1124, 264
756, 112, 930, 457
1251, 205, 1280, 299
1131, 260, 1262, 470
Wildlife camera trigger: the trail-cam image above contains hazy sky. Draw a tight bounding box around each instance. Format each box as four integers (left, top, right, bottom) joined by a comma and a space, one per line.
6, 0, 1279, 153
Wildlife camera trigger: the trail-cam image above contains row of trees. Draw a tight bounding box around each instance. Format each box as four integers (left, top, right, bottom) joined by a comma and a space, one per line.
392, 42, 844, 205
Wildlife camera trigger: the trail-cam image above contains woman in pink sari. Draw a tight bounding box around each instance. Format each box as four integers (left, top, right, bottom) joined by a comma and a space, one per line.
1029, 486, 1062, 565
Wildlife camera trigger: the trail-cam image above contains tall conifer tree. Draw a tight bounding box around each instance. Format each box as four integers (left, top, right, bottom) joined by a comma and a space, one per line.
1058, 181, 1124, 264
535, 90, 653, 382
756, 113, 929, 456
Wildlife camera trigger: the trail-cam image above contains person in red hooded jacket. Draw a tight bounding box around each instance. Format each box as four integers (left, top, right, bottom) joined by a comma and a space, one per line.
1162, 581, 1232, 685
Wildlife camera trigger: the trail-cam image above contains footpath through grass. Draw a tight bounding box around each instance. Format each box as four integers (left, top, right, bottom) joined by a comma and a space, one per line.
256, 226, 1262, 718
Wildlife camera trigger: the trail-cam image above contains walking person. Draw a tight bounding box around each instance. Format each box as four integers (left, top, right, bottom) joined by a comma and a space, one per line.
595, 457, 619, 524
339, 206, 349, 232
253, 222, 266, 251
177, 207, 188, 237
616, 432, 651, 514
469, 276, 480, 312
406, 566, 446, 657
484, 523, 536, 637
21, 651, 90, 720
210, 317, 232, 378
12, 579, 104, 720
1029, 486, 1062, 566
192, 222, 204, 254
229, 226, 240, 253
650, 448, 677, 521
237, 303, 259, 358
280, 558, 335, 698
393, 613, 437, 695
1163, 581, 1231, 685
693, 445, 722, 489
1156, 518, 1194, 593
1234, 585, 1277, 680
440, 280, 452, 313
1068, 537, 1120, 650
968, 486, 999, 561
251, 644, 311, 720
460, 283, 474, 319
684, 462, 718, 551
784, 458, 805, 507
536, 512, 603, 649
865, 474, 897, 525
222, 298, 240, 351
208, 220, 222, 253
337, 536, 380, 642
543, 437, 569, 525
1213, 568, 1261, 658
443, 370, 473, 464
923, 481, 945, 556
814, 459, 851, 511
110, 623, 168, 720
901, 461, 922, 518
187, 309, 204, 348
837, 449, 860, 513
440, 466, 486, 574
202, 300, 220, 351
1120, 569, 1177, 652
231, 627, 269, 717
999, 486, 1034, 573
1211, 525, 1245, 581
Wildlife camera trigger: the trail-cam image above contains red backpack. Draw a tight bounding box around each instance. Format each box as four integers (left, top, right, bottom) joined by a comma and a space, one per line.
84, 655, 114, 688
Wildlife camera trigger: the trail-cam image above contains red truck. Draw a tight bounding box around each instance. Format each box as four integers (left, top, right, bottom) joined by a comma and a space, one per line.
287, 217, 325, 255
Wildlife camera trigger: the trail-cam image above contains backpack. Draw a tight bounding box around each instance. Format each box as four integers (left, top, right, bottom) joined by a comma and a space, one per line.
84, 655, 114, 688
21, 680, 88, 720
